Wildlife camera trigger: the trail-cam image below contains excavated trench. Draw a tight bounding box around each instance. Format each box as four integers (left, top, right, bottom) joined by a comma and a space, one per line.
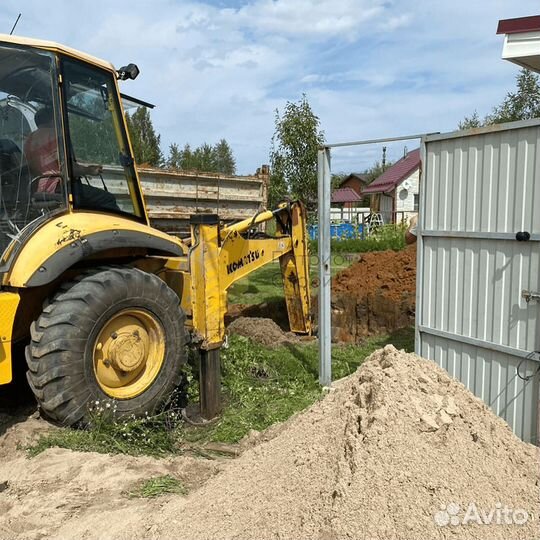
229, 246, 417, 344
329, 245, 416, 342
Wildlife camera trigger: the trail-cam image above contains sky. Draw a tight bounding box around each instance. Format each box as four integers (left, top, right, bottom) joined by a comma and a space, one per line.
1, 0, 538, 174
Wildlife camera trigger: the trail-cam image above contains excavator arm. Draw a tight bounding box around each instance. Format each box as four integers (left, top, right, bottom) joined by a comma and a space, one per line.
188, 201, 312, 350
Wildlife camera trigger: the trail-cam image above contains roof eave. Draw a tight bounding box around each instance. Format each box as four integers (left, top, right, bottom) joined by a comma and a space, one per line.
497, 16, 540, 73
363, 186, 394, 195
497, 15, 540, 35
364, 162, 419, 195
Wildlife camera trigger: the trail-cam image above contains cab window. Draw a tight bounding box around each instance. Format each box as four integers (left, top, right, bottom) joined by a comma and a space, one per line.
0, 44, 66, 260
62, 58, 143, 218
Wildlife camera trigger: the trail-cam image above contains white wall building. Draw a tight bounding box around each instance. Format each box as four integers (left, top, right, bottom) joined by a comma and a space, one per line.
363, 148, 420, 224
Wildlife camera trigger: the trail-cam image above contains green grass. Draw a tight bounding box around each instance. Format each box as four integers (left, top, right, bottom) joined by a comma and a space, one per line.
190, 328, 414, 444
28, 400, 184, 458
228, 224, 407, 306
227, 256, 354, 305
309, 223, 407, 254
28, 328, 414, 457
127, 475, 187, 498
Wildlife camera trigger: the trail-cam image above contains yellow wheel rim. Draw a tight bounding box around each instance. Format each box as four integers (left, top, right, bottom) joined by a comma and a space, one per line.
93, 308, 165, 400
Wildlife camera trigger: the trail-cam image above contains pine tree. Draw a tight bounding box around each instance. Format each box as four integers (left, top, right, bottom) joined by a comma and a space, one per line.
179, 144, 194, 170
125, 107, 163, 167
167, 143, 182, 169
189, 143, 214, 172
214, 139, 236, 174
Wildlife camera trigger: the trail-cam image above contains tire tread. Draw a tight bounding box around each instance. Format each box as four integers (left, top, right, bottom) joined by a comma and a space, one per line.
26, 266, 186, 426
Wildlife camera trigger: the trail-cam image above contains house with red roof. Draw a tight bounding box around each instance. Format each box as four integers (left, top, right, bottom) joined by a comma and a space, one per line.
362, 148, 420, 224
329, 173, 370, 222
338, 173, 368, 199
330, 187, 362, 221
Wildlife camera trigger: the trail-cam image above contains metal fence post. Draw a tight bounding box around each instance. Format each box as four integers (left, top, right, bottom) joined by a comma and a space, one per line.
313, 133, 430, 388
318, 147, 332, 386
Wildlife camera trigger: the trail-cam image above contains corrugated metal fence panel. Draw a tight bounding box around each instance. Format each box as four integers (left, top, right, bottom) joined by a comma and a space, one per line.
418, 119, 540, 443
100, 166, 268, 236
423, 124, 540, 234
419, 333, 540, 443
419, 237, 540, 353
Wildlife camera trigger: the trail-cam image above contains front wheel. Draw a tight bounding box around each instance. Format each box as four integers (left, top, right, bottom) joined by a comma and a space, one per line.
26, 266, 186, 426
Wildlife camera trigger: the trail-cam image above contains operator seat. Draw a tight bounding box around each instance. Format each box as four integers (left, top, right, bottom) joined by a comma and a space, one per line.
0, 138, 31, 210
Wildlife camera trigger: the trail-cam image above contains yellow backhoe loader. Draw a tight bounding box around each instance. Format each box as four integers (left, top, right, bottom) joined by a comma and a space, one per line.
0, 34, 311, 425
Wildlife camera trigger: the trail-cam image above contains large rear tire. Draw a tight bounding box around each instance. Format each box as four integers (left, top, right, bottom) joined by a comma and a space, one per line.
25, 266, 186, 426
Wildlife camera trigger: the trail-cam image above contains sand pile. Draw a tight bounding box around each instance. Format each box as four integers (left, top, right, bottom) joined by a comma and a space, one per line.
0, 415, 221, 540
126, 345, 539, 540
330, 246, 416, 341
228, 316, 303, 347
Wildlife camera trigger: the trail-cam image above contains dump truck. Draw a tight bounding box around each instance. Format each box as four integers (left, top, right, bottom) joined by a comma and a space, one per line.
0, 34, 311, 425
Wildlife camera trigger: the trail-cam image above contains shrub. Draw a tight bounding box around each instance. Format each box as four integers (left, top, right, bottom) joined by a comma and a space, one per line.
310, 223, 406, 253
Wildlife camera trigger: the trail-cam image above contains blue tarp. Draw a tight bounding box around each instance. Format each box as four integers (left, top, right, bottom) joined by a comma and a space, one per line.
308, 223, 363, 240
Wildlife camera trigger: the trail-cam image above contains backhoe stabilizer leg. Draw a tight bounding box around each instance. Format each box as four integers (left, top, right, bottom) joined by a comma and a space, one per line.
199, 348, 221, 420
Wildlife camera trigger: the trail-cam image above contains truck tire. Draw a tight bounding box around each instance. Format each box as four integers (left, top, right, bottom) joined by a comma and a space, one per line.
25, 266, 186, 426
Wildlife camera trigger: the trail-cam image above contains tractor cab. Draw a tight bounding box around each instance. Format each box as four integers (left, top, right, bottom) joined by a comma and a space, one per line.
0, 38, 146, 262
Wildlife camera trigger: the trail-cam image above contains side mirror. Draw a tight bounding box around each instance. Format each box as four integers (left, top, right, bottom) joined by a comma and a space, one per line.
117, 64, 140, 81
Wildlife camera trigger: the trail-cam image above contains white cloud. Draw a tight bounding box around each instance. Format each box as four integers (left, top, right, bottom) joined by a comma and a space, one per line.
379, 13, 412, 32
0, 0, 538, 175
231, 0, 387, 39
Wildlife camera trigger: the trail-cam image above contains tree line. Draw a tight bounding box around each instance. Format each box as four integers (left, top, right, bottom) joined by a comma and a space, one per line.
459, 69, 540, 128
125, 107, 236, 174
123, 95, 379, 207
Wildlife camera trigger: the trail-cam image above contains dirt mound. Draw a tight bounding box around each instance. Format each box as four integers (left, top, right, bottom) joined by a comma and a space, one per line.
333, 245, 416, 300
0, 412, 50, 459
0, 417, 221, 540
228, 316, 305, 347
330, 246, 416, 341
129, 345, 539, 540
1, 347, 538, 539
226, 300, 290, 330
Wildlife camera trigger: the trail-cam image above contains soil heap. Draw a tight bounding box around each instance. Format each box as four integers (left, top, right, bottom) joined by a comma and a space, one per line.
0, 415, 221, 540
228, 316, 302, 347
331, 246, 416, 341
123, 345, 539, 540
